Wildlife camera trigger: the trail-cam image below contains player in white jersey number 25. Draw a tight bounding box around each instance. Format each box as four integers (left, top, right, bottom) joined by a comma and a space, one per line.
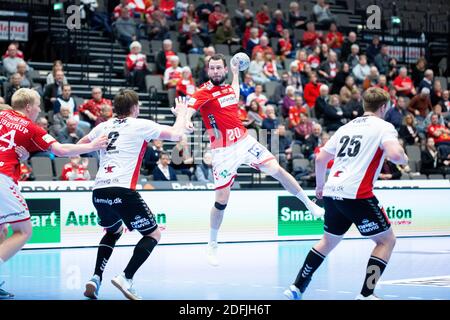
284, 87, 409, 300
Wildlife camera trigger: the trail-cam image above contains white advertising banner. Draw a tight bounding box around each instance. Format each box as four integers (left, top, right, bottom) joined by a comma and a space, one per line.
0, 21, 28, 41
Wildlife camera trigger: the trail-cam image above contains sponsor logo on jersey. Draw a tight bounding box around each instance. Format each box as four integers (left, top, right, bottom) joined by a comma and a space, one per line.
212, 91, 221, 97
219, 169, 231, 179
42, 134, 56, 143
248, 144, 263, 159
93, 197, 122, 206
0, 161, 4, 167
104, 165, 115, 173
188, 97, 197, 106
357, 219, 379, 234
218, 94, 237, 108
334, 170, 343, 177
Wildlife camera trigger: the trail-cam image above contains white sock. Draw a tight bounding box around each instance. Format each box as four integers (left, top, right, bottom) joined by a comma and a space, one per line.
295, 191, 313, 207
209, 228, 219, 243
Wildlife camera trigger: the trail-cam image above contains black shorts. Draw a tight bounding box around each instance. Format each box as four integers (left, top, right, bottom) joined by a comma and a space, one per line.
323, 196, 391, 237
92, 187, 158, 236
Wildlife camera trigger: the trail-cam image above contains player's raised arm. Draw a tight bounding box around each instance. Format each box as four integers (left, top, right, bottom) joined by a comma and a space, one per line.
230, 60, 240, 102
158, 97, 189, 141
50, 134, 108, 157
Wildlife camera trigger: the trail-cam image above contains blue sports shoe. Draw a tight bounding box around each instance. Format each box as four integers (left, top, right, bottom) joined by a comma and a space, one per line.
84, 275, 101, 299
0, 281, 14, 299
283, 285, 303, 300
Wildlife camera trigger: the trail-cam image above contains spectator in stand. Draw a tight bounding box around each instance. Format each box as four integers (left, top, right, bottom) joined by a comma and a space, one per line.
4, 73, 23, 105
196, 0, 214, 23
113, 0, 133, 20
195, 152, 214, 183
346, 44, 360, 69
213, 18, 239, 45
159, 0, 176, 18
237, 99, 249, 124
325, 22, 343, 53
50, 105, 71, 137
421, 137, 450, 175
180, 3, 199, 31
261, 104, 279, 147
412, 57, 428, 88
53, 84, 77, 115
304, 123, 323, 159
57, 117, 85, 144
318, 50, 340, 85
289, 1, 307, 29
431, 80, 444, 107
408, 87, 432, 121
339, 75, 356, 105
179, 21, 205, 54
114, 7, 137, 49
234, 0, 252, 27
440, 90, 450, 113
313, 0, 335, 29
2, 43, 29, 77
295, 50, 309, 72
352, 54, 370, 85
343, 88, 364, 120
427, 113, 450, 146
418, 69, 434, 93
61, 156, 90, 181
2, 41, 23, 59
248, 51, 269, 85
385, 96, 408, 130
245, 27, 260, 57
263, 52, 280, 81
176, 67, 196, 98
240, 10, 260, 45
314, 83, 330, 120
399, 113, 420, 145
143, 139, 165, 174
366, 35, 381, 64
246, 84, 268, 107
164, 56, 183, 89
340, 31, 357, 62
363, 66, 380, 90
330, 62, 350, 94
376, 74, 389, 92
94, 104, 113, 127
267, 10, 288, 38
255, 4, 271, 29
307, 46, 322, 70
274, 124, 293, 170
278, 29, 295, 60
156, 39, 176, 75
379, 159, 401, 180
323, 94, 345, 131
304, 72, 322, 108
245, 99, 266, 130
78, 87, 113, 128
287, 61, 304, 96
240, 73, 256, 102
424, 104, 446, 130
79, 0, 112, 36
320, 43, 330, 62
288, 96, 308, 129
208, 2, 226, 33
386, 57, 398, 81
125, 41, 148, 91
281, 86, 297, 118
252, 36, 274, 60
153, 152, 178, 181
293, 112, 314, 142
16, 61, 35, 90
43, 70, 65, 112
147, 9, 170, 41
171, 136, 194, 178
374, 45, 390, 75
46, 60, 68, 85
303, 22, 322, 49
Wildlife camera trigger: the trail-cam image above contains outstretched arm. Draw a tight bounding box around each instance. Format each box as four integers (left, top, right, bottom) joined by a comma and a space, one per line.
230, 62, 240, 101
158, 97, 190, 141
50, 135, 108, 157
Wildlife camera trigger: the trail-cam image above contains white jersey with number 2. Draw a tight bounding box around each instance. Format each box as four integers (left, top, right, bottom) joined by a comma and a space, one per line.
322, 116, 398, 199
88, 117, 162, 190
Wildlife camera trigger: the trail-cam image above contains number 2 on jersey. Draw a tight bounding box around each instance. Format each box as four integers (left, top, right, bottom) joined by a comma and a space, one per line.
106, 131, 119, 151
337, 135, 362, 157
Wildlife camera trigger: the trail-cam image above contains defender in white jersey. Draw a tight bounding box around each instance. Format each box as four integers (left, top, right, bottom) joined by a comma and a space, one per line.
79, 90, 189, 300
284, 87, 408, 300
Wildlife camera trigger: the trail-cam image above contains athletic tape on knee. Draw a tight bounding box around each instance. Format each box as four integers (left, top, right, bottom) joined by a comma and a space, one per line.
214, 202, 227, 210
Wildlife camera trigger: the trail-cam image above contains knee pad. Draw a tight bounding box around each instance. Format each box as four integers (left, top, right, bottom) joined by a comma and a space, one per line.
214, 202, 227, 211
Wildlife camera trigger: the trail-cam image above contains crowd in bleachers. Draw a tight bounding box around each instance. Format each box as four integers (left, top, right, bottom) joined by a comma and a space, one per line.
1, 0, 449, 184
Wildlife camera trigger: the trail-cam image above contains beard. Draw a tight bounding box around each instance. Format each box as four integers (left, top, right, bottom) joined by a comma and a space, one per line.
209, 74, 227, 86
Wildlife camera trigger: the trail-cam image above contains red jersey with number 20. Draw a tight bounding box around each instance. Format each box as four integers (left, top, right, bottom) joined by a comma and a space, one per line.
0, 110, 56, 183
188, 81, 247, 149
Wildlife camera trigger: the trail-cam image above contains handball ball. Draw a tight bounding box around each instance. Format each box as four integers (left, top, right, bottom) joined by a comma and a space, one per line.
231, 52, 250, 71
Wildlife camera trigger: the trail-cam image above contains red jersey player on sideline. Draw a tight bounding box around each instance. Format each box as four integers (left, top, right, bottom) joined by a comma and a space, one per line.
178, 54, 325, 266
0, 88, 107, 299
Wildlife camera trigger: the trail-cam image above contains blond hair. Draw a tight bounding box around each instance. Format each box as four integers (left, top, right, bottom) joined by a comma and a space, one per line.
362, 87, 390, 113
11, 88, 40, 111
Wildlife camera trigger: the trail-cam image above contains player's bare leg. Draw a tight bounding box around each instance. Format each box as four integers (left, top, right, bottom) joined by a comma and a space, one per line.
284, 232, 342, 300
356, 228, 396, 300
207, 187, 231, 266
0, 224, 8, 245
259, 159, 325, 218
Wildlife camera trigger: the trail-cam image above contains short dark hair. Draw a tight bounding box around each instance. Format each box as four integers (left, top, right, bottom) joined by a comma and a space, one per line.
113, 89, 139, 117
159, 151, 169, 159
207, 53, 227, 68
362, 87, 390, 113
